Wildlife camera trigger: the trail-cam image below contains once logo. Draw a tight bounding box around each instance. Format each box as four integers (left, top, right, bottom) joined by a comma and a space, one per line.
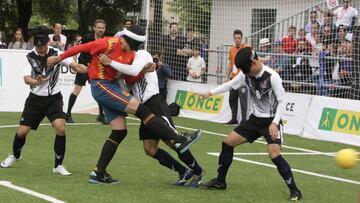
318, 107, 360, 135
175, 90, 223, 114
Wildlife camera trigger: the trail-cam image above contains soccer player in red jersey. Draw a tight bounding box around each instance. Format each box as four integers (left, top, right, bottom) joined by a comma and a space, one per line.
47, 25, 202, 184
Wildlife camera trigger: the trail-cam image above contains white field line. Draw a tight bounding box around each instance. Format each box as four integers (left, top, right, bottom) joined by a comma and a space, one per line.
0, 122, 140, 129
207, 152, 360, 186
0, 181, 66, 203
229, 152, 360, 155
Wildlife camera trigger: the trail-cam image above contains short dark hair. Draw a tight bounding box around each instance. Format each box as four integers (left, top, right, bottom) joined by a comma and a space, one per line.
233, 29, 243, 36
123, 19, 133, 25
94, 19, 106, 26
235, 47, 257, 74
288, 25, 297, 31
53, 23, 62, 28
169, 22, 178, 29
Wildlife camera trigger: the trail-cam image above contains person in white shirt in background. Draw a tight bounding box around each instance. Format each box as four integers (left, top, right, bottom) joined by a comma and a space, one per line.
48, 23, 67, 51
186, 44, 206, 83
317, 0, 358, 30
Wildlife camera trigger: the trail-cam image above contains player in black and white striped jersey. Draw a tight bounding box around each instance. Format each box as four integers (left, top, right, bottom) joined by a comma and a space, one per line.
196, 47, 302, 201
98, 49, 204, 187
0, 27, 87, 176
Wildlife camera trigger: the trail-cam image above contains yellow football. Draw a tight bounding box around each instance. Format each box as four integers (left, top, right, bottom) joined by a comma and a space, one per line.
335, 148, 358, 169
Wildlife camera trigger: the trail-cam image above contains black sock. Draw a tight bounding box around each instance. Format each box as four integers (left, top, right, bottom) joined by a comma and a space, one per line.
67, 93, 77, 115
177, 150, 202, 175
96, 130, 127, 173
13, 133, 26, 159
135, 103, 178, 141
153, 148, 186, 175
217, 142, 234, 183
271, 155, 299, 192
98, 103, 104, 116
54, 135, 66, 168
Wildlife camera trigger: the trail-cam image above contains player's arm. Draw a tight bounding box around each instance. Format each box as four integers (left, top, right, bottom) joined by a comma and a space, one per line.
47, 39, 106, 66
60, 57, 88, 73
98, 51, 151, 76
195, 71, 245, 99
269, 73, 286, 140
23, 65, 48, 86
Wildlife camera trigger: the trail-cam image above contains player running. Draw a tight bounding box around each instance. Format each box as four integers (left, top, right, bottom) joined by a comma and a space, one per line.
98, 49, 204, 187
0, 28, 87, 175
196, 47, 302, 201
47, 25, 202, 184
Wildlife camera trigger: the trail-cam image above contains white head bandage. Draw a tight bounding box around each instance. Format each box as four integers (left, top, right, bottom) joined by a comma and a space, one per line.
123, 29, 146, 42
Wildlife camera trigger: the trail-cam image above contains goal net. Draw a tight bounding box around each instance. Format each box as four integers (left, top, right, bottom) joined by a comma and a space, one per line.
143, 0, 360, 100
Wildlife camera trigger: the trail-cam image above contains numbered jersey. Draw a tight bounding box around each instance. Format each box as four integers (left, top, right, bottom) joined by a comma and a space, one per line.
24, 47, 73, 96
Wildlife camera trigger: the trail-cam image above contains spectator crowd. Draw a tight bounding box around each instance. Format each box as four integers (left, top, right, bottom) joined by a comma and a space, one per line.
255, 0, 358, 97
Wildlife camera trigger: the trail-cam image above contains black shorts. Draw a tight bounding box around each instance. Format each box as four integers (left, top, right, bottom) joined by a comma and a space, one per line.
74, 72, 88, 86
233, 114, 283, 145
19, 92, 66, 130
139, 94, 175, 140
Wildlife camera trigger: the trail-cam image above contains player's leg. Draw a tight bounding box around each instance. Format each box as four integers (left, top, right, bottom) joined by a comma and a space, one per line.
203, 117, 260, 190
140, 121, 192, 186
227, 88, 239, 124
92, 80, 202, 154
0, 125, 31, 168
1, 94, 45, 168
89, 113, 127, 184
96, 103, 109, 125
51, 118, 71, 176
125, 97, 202, 153
47, 93, 71, 175
263, 124, 302, 201
67, 72, 87, 123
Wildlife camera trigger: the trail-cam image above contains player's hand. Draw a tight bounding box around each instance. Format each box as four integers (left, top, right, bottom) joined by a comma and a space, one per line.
142, 63, 156, 73
47, 56, 61, 67
35, 75, 49, 85
269, 123, 279, 141
98, 54, 112, 66
193, 92, 211, 99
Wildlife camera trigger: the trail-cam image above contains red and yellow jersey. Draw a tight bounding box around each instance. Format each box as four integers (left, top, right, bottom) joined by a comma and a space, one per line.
60, 37, 135, 81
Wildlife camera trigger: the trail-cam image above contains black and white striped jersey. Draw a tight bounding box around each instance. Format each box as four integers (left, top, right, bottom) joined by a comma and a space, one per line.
24, 47, 73, 96
210, 65, 285, 124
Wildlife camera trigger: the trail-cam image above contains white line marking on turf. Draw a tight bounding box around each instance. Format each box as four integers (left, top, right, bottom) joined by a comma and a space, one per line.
0, 122, 140, 129
230, 152, 351, 155
207, 152, 360, 186
0, 181, 66, 203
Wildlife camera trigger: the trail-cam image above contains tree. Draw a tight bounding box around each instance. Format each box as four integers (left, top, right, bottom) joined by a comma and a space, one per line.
0, 0, 18, 31
16, 0, 32, 37
168, 0, 211, 37
77, 0, 142, 34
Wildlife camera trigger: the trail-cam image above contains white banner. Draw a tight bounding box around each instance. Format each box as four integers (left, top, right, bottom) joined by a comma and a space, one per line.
0, 49, 96, 113
167, 80, 232, 123
303, 96, 360, 146
282, 93, 312, 135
